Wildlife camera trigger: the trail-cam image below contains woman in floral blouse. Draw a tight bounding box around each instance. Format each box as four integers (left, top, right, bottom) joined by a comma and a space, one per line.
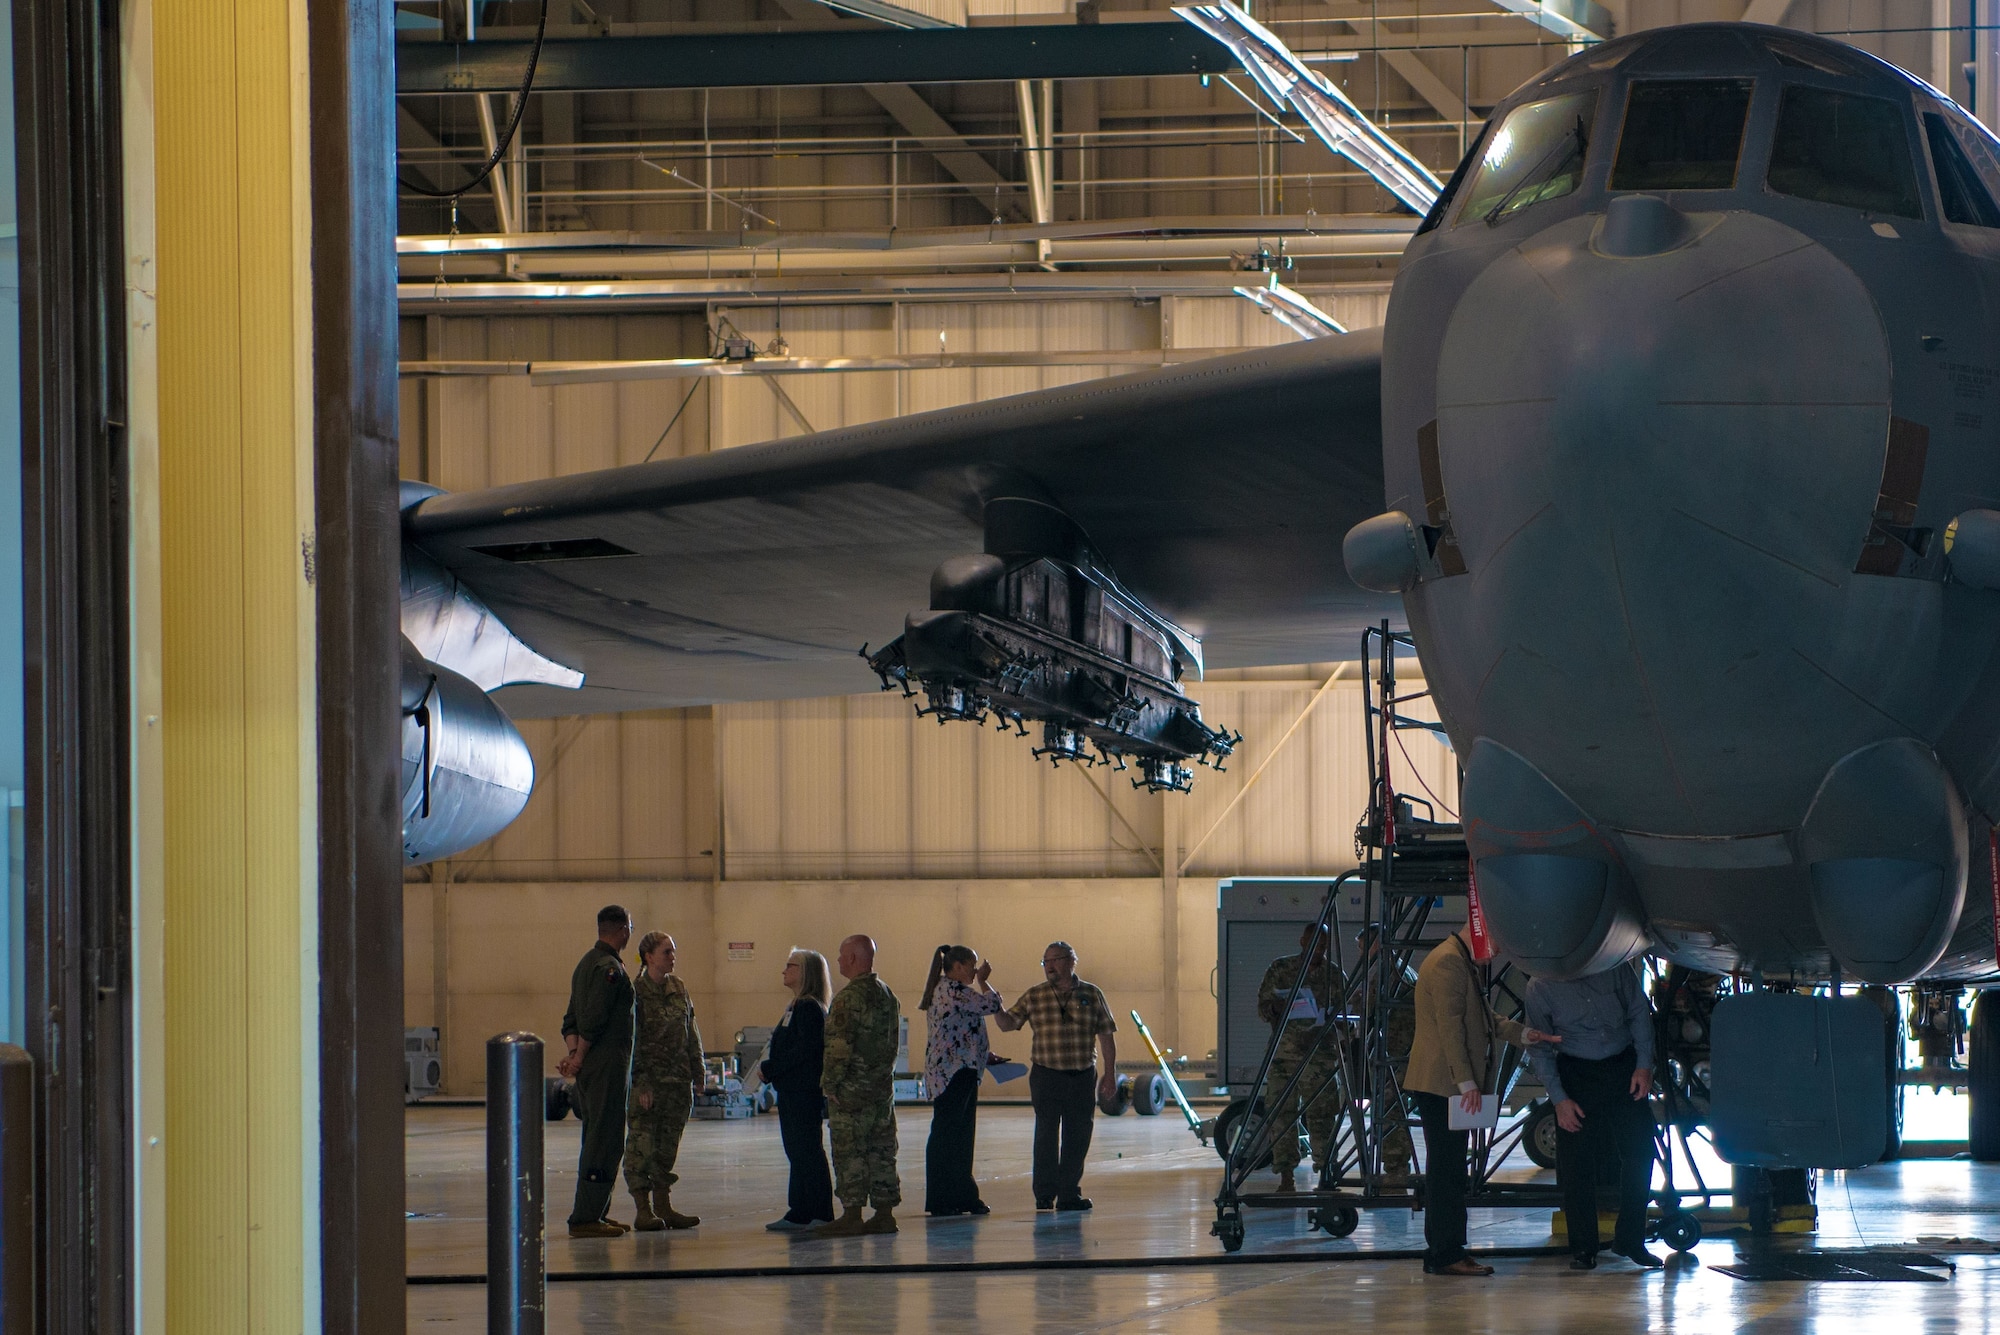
920, 944, 1006, 1216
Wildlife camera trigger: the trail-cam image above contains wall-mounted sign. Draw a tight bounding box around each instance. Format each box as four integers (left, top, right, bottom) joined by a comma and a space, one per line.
727, 942, 755, 961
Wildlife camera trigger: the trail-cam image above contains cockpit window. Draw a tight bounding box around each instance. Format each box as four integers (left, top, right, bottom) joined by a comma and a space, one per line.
1925, 110, 2000, 227
1760, 34, 1862, 77
1414, 123, 1492, 237
1453, 89, 1599, 228
1767, 85, 1922, 218
1610, 79, 1754, 190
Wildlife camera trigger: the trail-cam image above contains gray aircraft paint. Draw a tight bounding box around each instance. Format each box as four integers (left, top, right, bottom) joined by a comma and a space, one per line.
1381, 24, 2000, 983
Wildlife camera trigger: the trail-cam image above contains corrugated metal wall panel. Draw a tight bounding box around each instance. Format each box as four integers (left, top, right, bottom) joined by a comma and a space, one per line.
429, 673, 1456, 884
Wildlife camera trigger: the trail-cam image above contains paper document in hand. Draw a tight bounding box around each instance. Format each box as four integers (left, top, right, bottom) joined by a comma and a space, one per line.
987, 1061, 1028, 1084
1286, 994, 1323, 1024
1448, 1094, 1500, 1130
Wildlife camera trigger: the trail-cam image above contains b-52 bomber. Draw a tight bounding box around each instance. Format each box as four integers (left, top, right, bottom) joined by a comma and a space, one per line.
401, 24, 2000, 1166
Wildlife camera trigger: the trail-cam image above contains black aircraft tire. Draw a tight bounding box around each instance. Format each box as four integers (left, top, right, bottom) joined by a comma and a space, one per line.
1214, 1098, 1276, 1171
1861, 985, 1903, 1162
1132, 1074, 1168, 1116
1971, 991, 2000, 1162
1523, 1100, 1560, 1170
1099, 1074, 1133, 1116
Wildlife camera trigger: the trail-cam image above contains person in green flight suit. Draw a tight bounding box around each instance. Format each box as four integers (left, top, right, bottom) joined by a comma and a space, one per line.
814, 933, 903, 1236
1257, 923, 1346, 1193
560, 904, 636, 1238
625, 930, 709, 1231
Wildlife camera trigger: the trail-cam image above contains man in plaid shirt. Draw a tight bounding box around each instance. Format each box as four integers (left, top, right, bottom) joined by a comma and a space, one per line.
996, 941, 1118, 1211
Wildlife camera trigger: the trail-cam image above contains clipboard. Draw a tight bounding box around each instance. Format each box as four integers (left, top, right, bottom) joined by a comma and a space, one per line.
1448, 1093, 1500, 1130
1285, 994, 1323, 1024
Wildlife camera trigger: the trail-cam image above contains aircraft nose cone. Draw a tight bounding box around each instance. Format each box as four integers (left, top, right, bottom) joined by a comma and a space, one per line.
1425, 209, 1898, 833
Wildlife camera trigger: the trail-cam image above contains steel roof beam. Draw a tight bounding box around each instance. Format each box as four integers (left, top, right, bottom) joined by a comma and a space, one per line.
394, 23, 1238, 94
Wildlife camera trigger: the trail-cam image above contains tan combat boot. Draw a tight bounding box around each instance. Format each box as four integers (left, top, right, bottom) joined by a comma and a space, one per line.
861, 1207, 898, 1235
630, 1189, 664, 1232
658, 1190, 700, 1229
1279, 1169, 1297, 1194
812, 1206, 869, 1238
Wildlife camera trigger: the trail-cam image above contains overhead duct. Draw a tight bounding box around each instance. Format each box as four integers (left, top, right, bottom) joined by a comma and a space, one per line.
1175, 1, 1443, 215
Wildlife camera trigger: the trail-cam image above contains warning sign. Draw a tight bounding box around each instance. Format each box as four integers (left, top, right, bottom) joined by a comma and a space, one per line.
727, 942, 755, 961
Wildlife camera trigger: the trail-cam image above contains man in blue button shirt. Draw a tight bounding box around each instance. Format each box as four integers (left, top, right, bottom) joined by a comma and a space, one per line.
1524, 962, 1661, 1270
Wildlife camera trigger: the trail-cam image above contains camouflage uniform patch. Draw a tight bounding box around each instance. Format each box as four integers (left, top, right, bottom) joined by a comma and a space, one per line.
823, 971, 902, 1209
624, 972, 706, 1193
1258, 951, 1345, 1174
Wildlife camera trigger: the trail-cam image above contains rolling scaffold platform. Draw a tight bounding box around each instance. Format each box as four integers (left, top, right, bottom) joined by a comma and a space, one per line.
1208, 624, 1722, 1254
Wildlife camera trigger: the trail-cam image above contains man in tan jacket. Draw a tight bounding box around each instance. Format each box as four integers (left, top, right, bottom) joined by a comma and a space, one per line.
1406, 927, 1559, 1276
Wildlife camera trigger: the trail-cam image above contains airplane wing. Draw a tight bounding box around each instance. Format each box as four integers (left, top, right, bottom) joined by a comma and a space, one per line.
404, 327, 1396, 718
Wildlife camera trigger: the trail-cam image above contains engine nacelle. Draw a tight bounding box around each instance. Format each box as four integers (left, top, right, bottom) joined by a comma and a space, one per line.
401, 638, 535, 864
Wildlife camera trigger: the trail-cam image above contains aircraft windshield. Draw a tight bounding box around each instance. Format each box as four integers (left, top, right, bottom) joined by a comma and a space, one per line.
1925, 109, 2000, 228
1611, 79, 1754, 191
1767, 85, 1923, 218
1454, 89, 1600, 227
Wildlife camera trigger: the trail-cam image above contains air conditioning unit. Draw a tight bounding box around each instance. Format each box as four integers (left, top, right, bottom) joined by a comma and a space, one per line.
405, 1027, 441, 1103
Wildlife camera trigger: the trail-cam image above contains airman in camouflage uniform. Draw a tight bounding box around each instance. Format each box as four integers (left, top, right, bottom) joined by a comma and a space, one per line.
625, 932, 708, 1231
816, 934, 903, 1236
1257, 925, 1346, 1192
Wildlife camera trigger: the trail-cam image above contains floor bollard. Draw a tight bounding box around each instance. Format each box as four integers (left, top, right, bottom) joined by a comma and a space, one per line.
488, 1033, 545, 1335
0, 1045, 31, 1335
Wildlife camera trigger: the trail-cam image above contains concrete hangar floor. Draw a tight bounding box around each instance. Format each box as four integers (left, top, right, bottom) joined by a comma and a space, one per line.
408, 1104, 1999, 1332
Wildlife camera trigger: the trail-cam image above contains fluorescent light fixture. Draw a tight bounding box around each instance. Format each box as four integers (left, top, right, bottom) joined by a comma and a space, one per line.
1300, 52, 1361, 62
1176, 1, 1442, 215
1234, 274, 1346, 339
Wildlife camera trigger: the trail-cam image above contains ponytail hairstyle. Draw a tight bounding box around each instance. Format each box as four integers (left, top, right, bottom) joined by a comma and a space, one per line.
920, 944, 978, 1011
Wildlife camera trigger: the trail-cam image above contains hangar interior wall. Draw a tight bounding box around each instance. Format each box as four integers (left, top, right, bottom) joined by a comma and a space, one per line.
399, 294, 1462, 1095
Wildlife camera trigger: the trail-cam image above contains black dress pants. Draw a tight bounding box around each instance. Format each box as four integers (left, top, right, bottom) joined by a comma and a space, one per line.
776, 1088, 835, 1224
925, 1068, 985, 1213
1554, 1047, 1655, 1257
1029, 1065, 1096, 1204
1413, 1090, 1470, 1268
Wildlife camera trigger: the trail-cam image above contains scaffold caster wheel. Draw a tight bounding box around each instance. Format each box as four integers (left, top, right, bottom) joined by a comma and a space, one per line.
1661, 1212, 1701, 1253
1311, 1206, 1359, 1239
1214, 1213, 1245, 1254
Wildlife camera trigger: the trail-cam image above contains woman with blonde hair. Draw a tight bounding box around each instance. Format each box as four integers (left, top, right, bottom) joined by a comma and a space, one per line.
760, 947, 836, 1230
921, 943, 1005, 1216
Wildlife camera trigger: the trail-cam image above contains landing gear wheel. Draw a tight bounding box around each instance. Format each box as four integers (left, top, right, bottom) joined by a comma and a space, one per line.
1213, 1211, 1245, 1253
1734, 1167, 1775, 1236
1523, 1100, 1559, 1170
1098, 1074, 1133, 1116
1132, 1073, 1168, 1116
1310, 1206, 1360, 1238
1971, 990, 2000, 1162
1862, 985, 1904, 1162
1661, 1212, 1701, 1253
1214, 1098, 1276, 1171
544, 1076, 572, 1122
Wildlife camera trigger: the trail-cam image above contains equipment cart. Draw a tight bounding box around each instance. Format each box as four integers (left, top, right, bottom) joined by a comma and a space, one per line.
1208, 624, 1721, 1254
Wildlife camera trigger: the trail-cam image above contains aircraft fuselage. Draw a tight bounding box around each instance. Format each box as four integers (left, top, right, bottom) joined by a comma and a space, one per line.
1380, 24, 2000, 985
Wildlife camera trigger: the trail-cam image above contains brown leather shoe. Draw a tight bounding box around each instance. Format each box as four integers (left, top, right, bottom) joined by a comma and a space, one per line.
1425, 1258, 1495, 1276
567, 1221, 625, 1239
